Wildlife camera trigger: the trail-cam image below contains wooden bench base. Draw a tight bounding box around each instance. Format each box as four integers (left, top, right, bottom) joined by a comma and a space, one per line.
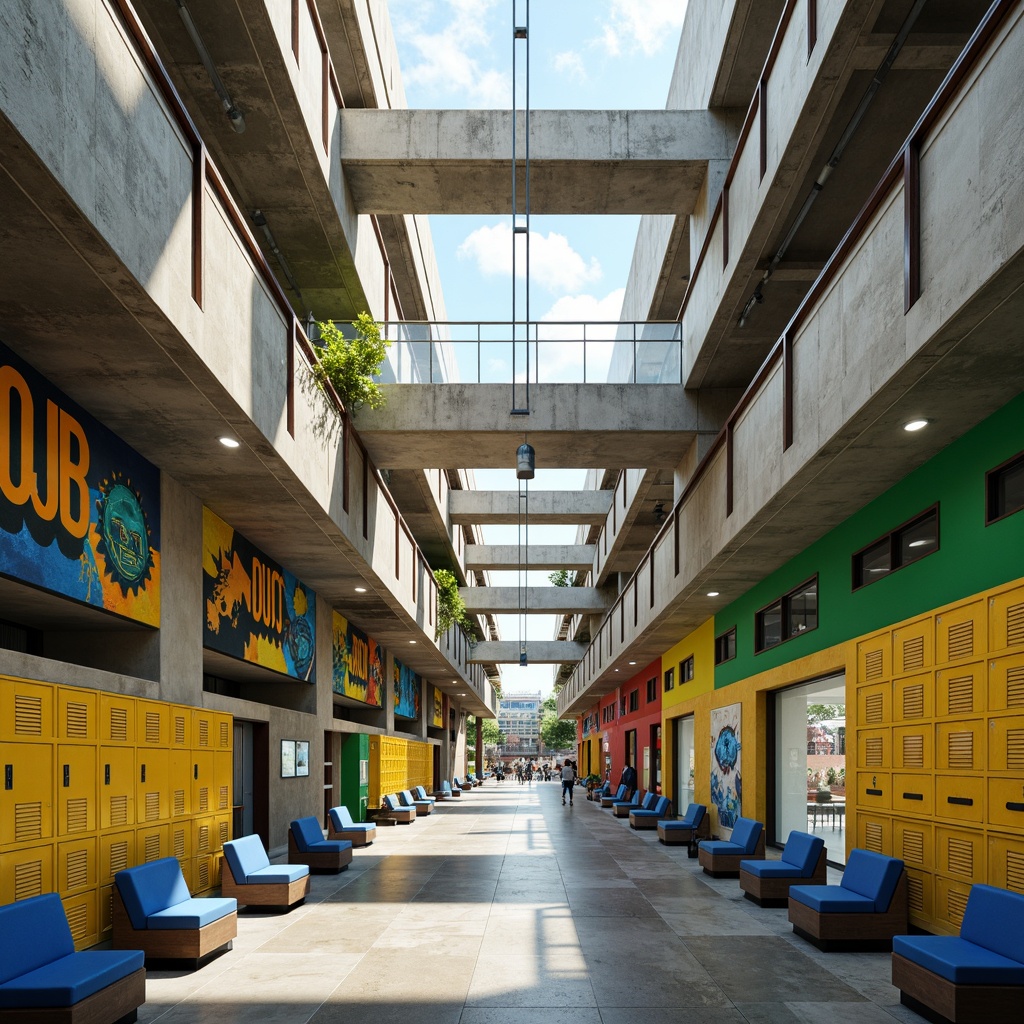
112, 890, 236, 963
740, 848, 827, 906
788, 873, 907, 951
288, 833, 354, 870
657, 817, 710, 845
698, 833, 766, 877
0, 966, 146, 1024
327, 821, 375, 846
221, 861, 310, 908
892, 952, 1021, 1024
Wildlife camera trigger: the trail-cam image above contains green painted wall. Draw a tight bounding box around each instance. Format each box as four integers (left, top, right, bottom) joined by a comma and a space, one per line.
339, 732, 370, 820
715, 394, 1024, 687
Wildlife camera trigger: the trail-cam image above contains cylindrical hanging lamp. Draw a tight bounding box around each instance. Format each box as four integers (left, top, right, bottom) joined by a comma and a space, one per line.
516, 442, 535, 479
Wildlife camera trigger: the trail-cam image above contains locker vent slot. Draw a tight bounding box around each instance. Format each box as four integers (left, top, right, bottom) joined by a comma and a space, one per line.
197, 825, 210, 853
864, 821, 883, 852
109, 707, 128, 741
14, 694, 43, 736
903, 636, 925, 671
864, 649, 884, 680
14, 859, 43, 901
144, 834, 161, 862
65, 902, 88, 942
902, 684, 924, 719
196, 860, 209, 890
175, 716, 186, 746
174, 790, 185, 816
219, 820, 229, 845
198, 720, 209, 747
145, 713, 160, 744
198, 787, 209, 813
220, 722, 229, 748
946, 676, 974, 715
65, 702, 89, 738
109, 795, 128, 827
864, 737, 883, 766
1007, 602, 1024, 647
901, 830, 924, 865
947, 888, 969, 927
15, 802, 43, 842
65, 799, 88, 833
947, 732, 973, 769
145, 792, 160, 821
109, 840, 128, 875
907, 874, 924, 913
66, 848, 89, 890
1008, 666, 1024, 708
947, 837, 973, 876
219, 785, 229, 810
173, 829, 185, 860
1007, 850, 1024, 893
947, 621, 974, 661
902, 735, 924, 768
1007, 729, 1024, 770
864, 693, 884, 724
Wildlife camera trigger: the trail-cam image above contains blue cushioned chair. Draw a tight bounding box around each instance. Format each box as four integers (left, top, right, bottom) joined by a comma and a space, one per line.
453, 776, 473, 791
629, 794, 672, 830
788, 848, 907, 950
613, 790, 654, 818
413, 786, 438, 807
222, 834, 310, 908
656, 803, 709, 845
600, 784, 628, 808
892, 884, 1024, 1023
289, 816, 354, 870
698, 817, 765, 876
0, 892, 145, 1022
113, 856, 237, 965
435, 780, 461, 799
328, 805, 377, 846
398, 789, 433, 815
381, 794, 416, 823
739, 831, 825, 905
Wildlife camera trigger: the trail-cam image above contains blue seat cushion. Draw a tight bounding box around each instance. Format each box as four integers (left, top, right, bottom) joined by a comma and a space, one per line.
679, 803, 706, 828
246, 864, 309, 885
115, 857, 192, 929
329, 805, 354, 831
841, 849, 904, 911
789, 884, 876, 913
729, 818, 763, 854
960, 884, 1024, 963
781, 831, 824, 875
0, 949, 144, 1008
893, 935, 1024, 985
0, 893, 74, 984
147, 896, 236, 930
742, 860, 805, 878
223, 835, 270, 882
291, 816, 325, 851
309, 839, 353, 853
700, 841, 744, 856
661, 818, 699, 831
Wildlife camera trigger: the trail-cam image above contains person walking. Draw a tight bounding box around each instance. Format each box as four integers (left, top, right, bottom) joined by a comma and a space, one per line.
560, 760, 576, 806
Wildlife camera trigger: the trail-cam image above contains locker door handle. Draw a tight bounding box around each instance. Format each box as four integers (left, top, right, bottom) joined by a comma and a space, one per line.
947, 796, 973, 806
63, 764, 70, 787
105, 764, 111, 785
140, 764, 146, 783
4, 765, 11, 790
1006, 802, 1024, 812
194, 764, 199, 780
902, 792, 923, 801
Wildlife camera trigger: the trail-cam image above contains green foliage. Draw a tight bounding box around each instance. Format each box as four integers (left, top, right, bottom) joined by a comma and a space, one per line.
540, 701, 577, 751
434, 569, 475, 640
807, 703, 845, 723
548, 569, 571, 587
480, 718, 505, 746
311, 313, 389, 412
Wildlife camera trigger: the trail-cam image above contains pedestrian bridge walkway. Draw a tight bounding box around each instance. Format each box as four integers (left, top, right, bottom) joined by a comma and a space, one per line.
133, 782, 909, 1023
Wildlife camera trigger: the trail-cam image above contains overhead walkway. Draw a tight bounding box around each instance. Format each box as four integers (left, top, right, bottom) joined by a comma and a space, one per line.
134, 783, 900, 1022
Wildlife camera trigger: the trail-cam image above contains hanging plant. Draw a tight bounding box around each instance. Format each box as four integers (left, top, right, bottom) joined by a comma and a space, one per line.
310, 312, 389, 412
434, 569, 475, 640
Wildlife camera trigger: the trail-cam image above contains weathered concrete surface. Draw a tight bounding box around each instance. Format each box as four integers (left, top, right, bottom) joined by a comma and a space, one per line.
339, 109, 742, 214
357, 384, 734, 469
464, 545, 595, 571
460, 588, 612, 615
468, 642, 589, 665
450, 492, 612, 525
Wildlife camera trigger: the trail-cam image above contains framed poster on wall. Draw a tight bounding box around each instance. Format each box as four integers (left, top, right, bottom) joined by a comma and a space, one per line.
295, 740, 310, 777
281, 740, 296, 778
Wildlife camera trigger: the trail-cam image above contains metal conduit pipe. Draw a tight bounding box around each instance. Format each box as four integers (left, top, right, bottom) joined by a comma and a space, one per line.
175, 0, 246, 133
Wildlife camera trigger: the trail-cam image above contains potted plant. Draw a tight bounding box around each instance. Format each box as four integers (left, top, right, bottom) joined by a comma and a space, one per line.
584, 773, 601, 799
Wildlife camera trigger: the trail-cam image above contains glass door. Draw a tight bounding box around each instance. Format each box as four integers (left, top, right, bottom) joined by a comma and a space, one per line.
674, 715, 695, 811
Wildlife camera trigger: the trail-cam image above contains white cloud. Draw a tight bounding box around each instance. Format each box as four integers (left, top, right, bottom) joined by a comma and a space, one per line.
553, 50, 586, 82
534, 290, 627, 383
599, 0, 688, 57
458, 223, 602, 294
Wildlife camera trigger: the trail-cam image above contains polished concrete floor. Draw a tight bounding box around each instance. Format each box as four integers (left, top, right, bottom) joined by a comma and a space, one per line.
138, 780, 923, 1024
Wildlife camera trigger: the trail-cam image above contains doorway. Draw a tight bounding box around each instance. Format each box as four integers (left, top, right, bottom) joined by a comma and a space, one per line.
232, 720, 269, 847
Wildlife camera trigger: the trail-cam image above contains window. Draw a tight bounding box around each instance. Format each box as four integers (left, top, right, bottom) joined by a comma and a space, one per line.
987, 451, 1024, 524
602, 704, 615, 724
680, 655, 694, 683
619, 697, 627, 716
714, 628, 736, 665
646, 676, 657, 702
755, 576, 818, 653
853, 506, 939, 589
628, 689, 639, 713
663, 667, 674, 692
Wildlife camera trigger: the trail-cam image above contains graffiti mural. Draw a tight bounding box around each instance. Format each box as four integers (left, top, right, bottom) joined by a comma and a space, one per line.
393, 657, 420, 720
0, 342, 160, 625
202, 507, 315, 681
431, 685, 443, 728
711, 702, 742, 829
331, 612, 383, 706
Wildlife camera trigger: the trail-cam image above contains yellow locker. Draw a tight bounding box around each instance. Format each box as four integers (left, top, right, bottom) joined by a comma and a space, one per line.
0, 843, 53, 903
170, 707, 190, 749
192, 751, 214, 814
100, 746, 135, 829
213, 812, 231, 852
935, 825, 984, 883
857, 633, 891, 683
193, 854, 218, 894
936, 720, 985, 772
99, 692, 135, 744
169, 820, 192, 865
990, 652, 1024, 712
894, 818, 932, 870
136, 747, 169, 824
987, 777, 1024, 831
57, 744, 96, 836
193, 709, 217, 750
857, 682, 891, 727
935, 600, 984, 666
0, 742, 53, 846
988, 583, 1024, 654
893, 725, 932, 770
177, 857, 193, 892
935, 775, 984, 823
99, 883, 115, 937
857, 728, 890, 769
99, 830, 135, 885
58, 837, 97, 897
937, 663, 985, 719
61, 891, 98, 950
212, 711, 232, 750
905, 868, 933, 923
136, 699, 170, 747
988, 714, 1024, 771
214, 751, 232, 812
0, 678, 54, 741
58, 687, 96, 741
894, 673, 932, 721
934, 875, 973, 933
857, 771, 891, 811
192, 816, 215, 858
988, 832, 1024, 893
893, 618, 933, 676
136, 824, 169, 864
169, 750, 192, 818
893, 774, 934, 815
857, 813, 892, 854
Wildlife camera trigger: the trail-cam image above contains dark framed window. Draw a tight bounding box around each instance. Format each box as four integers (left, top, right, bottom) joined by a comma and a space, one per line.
987, 452, 1024, 524
853, 506, 939, 589
628, 690, 639, 713
663, 667, 674, 692
619, 697, 627, 716
714, 628, 736, 665
680, 655, 694, 683
755, 576, 818, 653
646, 677, 657, 702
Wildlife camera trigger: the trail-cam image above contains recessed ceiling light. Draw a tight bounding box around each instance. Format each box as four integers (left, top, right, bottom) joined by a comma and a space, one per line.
903, 419, 929, 432
458, 692, 467, 696
218, 436, 240, 448
354, 586, 367, 593
628, 661, 636, 665
707, 591, 720, 597
408, 640, 416, 644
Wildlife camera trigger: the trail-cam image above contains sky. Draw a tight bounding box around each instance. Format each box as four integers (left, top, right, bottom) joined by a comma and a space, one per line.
386, 1, 688, 696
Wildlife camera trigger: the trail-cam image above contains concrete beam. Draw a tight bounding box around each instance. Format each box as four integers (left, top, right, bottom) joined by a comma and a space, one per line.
450, 491, 612, 525
468, 642, 589, 665
461, 588, 611, 615
464, 545, 595, 571
339, 109, 742, 214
